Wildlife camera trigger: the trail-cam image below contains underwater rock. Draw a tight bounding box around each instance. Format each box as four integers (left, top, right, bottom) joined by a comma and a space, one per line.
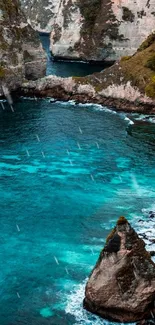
83, 216, 155, 322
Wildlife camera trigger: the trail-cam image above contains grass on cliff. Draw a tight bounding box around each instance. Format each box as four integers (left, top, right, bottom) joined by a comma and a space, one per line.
72, 33, 155, 100
120, 35, 155, 98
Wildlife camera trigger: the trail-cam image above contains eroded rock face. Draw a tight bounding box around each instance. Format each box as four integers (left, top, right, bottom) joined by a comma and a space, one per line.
50, 0, 155, 61
21, 0, 60, 33
83, 217, 155, 322
0, 0, 46, 95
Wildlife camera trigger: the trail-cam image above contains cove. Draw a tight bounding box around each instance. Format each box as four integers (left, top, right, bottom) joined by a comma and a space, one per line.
0, 98, 155, 325
39, 33, 112, 77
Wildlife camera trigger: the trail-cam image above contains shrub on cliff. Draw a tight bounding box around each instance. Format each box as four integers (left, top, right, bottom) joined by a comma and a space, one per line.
145, 76, 155, 98
138, 32, 155, 51
145, 54, 155, 71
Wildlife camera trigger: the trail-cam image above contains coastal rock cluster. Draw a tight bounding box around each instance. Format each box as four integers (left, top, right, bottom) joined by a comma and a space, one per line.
84, 217, 155, 323
0, 0, 46, 96
21, 0, 155, 61
20, 33, 155, 111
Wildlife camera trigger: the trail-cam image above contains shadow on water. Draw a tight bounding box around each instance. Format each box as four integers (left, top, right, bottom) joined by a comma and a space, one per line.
39, 33, 113, 78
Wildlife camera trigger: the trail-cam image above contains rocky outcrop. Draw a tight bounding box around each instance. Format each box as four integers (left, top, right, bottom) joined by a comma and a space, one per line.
20, 0, 155, 61
83, 217, 155, 323
0, 0, 46, 95
20, 0, 60, 33
50, 0, 155, 61
18, 33, 155, 113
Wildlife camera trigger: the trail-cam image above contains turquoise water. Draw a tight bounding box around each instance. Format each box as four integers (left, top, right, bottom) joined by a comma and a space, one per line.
0, 99, 155, 325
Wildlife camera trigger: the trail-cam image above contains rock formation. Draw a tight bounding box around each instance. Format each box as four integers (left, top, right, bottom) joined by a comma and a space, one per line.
50, 0, 155, 61
0, 0, 46, 95
83, 216, 155, 323
20, 0, 155, 61
19, 33, 155, 112
20, 0, 60, 33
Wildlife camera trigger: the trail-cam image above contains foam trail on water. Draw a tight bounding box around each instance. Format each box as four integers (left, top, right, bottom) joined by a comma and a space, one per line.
124, 116, 134, 125
131, 174, 143, 197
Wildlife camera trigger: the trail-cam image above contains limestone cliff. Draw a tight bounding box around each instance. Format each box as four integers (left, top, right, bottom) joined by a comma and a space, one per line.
21, 0, 60, 33
0, 0, 46, 95
50, 0, 155, 61
20, 0, 155, 61
20, 33, 155, 112
84, 217, 155, 322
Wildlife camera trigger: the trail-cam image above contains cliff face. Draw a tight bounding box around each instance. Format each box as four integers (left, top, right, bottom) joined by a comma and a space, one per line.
21, 0, 60, 33
20, 0, 155, 61
50, 0, 155, 61
20, 32, 155, 111
0, 0, 46, 95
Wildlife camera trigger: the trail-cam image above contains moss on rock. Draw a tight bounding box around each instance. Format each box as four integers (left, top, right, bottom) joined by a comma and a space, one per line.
145, 76, 155, 98
138, 32, 155, 52
145, 54, 155, 71
0, 65, 6, 78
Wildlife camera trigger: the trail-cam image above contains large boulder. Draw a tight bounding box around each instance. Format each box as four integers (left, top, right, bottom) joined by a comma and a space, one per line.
0, 0, 46, 95
84, 217, 155, 323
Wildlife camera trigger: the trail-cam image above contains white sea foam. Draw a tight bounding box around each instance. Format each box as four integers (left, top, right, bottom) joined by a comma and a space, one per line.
65, 280, 136, 325
124, 116, 134, 125
65, 280, 108, 325
131, 113, 155, 124
93, 105, 117, 114
0, 99, 6, 102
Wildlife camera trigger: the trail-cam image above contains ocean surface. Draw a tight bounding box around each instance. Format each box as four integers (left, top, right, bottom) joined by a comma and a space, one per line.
0, 98, 155, 325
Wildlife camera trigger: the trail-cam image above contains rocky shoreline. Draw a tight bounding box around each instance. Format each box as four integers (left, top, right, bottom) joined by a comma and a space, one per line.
13, 72, 154, 115
17, 90, 155, 115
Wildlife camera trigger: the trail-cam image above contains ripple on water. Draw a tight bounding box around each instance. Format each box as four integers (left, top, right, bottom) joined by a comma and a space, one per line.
0, 99, 155, 325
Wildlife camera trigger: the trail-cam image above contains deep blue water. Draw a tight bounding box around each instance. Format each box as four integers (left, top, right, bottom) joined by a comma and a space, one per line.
39, 34, 109, 77
0, 99, 155, 325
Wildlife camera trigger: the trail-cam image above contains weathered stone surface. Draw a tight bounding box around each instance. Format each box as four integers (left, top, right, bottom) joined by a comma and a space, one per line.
83, 217, 155, 322
18, 34, 155, 113
20, 0, 155, 61
0, 0, 46, 95
50, 0, 155, 61
21, 0, 60, 33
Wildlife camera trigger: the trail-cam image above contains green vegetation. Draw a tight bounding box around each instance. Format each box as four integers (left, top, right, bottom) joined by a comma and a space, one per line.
145, 76, 155, 98
138, 32, 155, 51
122, 7, 135, 22
72, 76, 89, 85
121, 55, 131, 62
0, 65, 6, 78
145, 54, 155, 71
118, 35, 155, 96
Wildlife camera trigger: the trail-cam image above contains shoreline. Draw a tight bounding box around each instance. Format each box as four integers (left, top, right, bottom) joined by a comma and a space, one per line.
14, 88, 155, 115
